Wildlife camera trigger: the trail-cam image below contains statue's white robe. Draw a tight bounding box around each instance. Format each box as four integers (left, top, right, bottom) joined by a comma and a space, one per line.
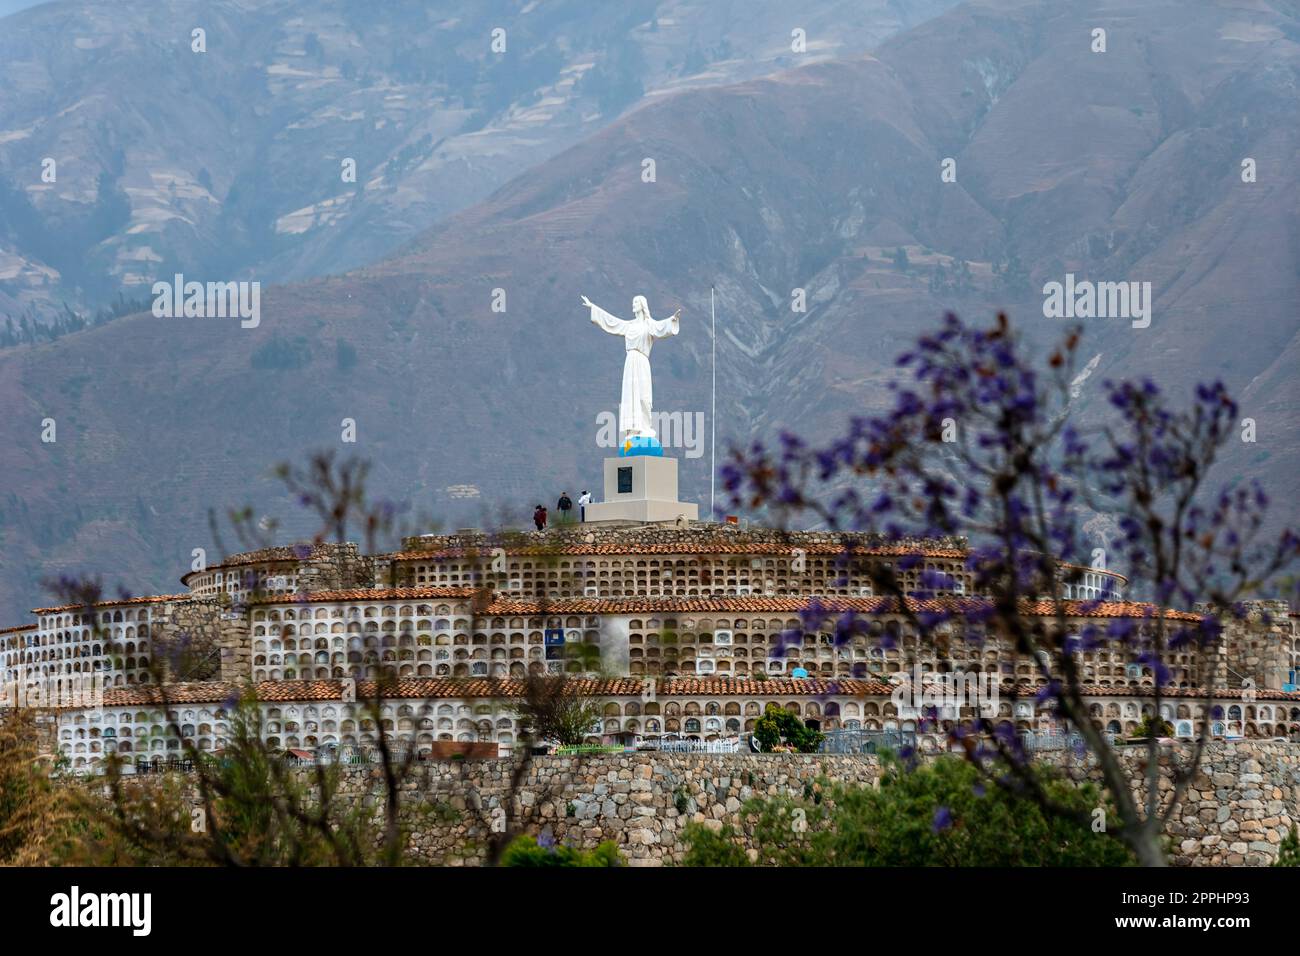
589, 303, 679, 442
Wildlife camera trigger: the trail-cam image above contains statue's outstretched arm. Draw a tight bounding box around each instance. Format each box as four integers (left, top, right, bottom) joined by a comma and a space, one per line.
585, 296, 630, 335
647, 307, 682, 338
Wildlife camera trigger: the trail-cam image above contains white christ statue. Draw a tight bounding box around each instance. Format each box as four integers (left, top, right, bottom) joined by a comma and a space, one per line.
583, 294, 682, 444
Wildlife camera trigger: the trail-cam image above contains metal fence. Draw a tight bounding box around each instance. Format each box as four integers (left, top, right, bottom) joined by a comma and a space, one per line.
1019, 731, 1083, 753
817, 728, 1125, 757
282, 747, 412, 767
131, 757, 195, 775
117, 748, 398, 775
818, 729, 918, 755
1019, 730, 1120, 753
636, 737, 743, 753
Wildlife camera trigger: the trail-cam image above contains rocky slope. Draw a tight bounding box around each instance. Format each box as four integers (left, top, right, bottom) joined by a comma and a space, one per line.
0, 0, 955, 320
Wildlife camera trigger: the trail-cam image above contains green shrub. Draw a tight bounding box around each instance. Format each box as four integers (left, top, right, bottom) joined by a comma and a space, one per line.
500, 834, 621, 867
250, 334, 312, 370
1132, 714, 1174, 739
673, 785, 691, 815
683, 755, 1134, 866
1274, 825, 1300, 867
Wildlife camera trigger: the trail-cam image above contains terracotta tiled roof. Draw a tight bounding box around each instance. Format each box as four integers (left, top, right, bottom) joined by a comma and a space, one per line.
647, 677, 887, 696
100, 676, 1295, 709
73, 588, 1204, 622
386, 542, 971, 560
1075, 685, 1300, 701
241, 590, 1204, 621
101, 676, 892, 706
0, 623, 37, 634
479, 596, 1200, 621
247, 586, 482, 605
31, 594, 189, 615
1022, 600, 1202, 622
101, 682, 239, 705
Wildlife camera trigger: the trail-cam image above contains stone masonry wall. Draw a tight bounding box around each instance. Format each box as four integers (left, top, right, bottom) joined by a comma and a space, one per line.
1221, 601, 1294, 691
327, 752, 881, 866
1037, 742, 1300, 866
295, 542, 373, 592
202, 742, 1298, 867
148, 599, 230, 682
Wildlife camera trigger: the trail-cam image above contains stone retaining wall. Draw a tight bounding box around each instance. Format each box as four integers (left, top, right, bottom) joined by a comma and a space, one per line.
248, 741, 1299, 866
404, 751, 880, 865
1066, 741, 1299, 866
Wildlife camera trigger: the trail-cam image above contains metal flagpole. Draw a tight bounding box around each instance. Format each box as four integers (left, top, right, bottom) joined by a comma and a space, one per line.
710, 286, 716, 520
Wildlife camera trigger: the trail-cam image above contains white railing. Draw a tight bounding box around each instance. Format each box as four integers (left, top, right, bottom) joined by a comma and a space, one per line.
636, 737, 742, 753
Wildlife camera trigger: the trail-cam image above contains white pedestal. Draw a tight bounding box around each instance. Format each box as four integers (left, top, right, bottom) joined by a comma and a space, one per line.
584, 455, 699, 524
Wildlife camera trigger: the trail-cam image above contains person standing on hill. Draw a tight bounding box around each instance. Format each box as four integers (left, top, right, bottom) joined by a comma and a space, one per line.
577, 490, 591, 522
557, 491, 573, 523
533, 504, 547, 532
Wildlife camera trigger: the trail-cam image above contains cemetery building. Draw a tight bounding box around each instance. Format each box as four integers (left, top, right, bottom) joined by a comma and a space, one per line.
2, 527, 1297, 772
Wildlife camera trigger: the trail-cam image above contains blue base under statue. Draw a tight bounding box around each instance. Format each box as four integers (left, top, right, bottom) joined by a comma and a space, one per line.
620, 436, 664, 457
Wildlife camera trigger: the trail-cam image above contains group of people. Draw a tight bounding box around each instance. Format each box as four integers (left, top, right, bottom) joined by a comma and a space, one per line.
533, 490, 592, 531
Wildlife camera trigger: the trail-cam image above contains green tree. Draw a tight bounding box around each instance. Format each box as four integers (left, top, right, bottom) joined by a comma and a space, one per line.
86, 694, 443, 866
0, 710, 76, 864
511, 673, 604, 747
752, 703, 822, 753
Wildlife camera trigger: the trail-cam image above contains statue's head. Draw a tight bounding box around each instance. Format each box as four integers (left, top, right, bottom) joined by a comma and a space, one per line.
632, 295, 649, 320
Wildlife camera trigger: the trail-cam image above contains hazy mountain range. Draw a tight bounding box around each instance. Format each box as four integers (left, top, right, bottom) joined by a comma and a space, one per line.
0, 1, 43, 18
0, 0, 1296, 616
0, 0, 956, 319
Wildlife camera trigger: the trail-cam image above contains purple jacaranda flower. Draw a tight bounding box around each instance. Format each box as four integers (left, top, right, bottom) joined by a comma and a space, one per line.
833, 612, 864, 648
771, 629, 802, 660
717, 310, 1299, 855
537, 827, 556, 851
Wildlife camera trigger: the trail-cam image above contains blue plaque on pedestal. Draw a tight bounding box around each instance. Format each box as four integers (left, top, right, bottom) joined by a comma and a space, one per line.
620, 436, 664, 457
